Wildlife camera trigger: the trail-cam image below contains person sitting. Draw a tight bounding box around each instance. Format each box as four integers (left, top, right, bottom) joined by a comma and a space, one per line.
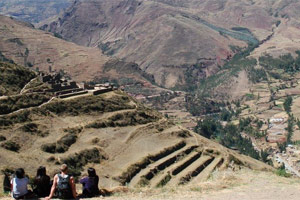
10, 168, 33, 199
45, 164, 76, 200
79, 168, 100, 198
33, 166, 51, 197
3, 172, 11, 194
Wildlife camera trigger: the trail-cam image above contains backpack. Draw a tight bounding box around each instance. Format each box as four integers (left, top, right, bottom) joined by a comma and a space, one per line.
57, 174, 73, 199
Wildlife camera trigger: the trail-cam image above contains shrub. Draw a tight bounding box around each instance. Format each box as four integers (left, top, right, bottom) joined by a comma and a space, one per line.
41, 143, 56, 153
41, 133, 77, 153
0, 110, 31, 127
63, 127, 83, 134
1, 141, 20, 152
42, 95, 135, 116
59, 133, 77, 147
0, 93, 51, 115
276, 165, 292, 178
0, 62, 36, 96
47, 156, 55, 162
0, 135, 6, 141
86, 110, 160, 129
20, 123, 49, 137
61, 148, 108, 177
171, 130, 191, 138
21, 122, 38, 132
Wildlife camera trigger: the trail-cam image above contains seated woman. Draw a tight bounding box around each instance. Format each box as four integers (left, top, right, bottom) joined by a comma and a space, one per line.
79, 168, 100, 198
33, 166, 51, 197
10, 168, 33, 199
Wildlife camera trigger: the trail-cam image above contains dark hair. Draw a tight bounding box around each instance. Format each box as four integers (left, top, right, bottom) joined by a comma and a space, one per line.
87, 168, 96, 177
36, 166, 46, 177
15, 168, 25, 179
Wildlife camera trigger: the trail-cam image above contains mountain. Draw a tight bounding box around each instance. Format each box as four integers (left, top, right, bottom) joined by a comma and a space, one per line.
0, 0, 71, 24
41, 0, 300, 94
0, 15, 157, 91
0, 63, 272, 190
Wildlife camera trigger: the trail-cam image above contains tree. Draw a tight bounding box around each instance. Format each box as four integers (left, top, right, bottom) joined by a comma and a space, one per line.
194, 118, 220, 139
283, 96, 293, 113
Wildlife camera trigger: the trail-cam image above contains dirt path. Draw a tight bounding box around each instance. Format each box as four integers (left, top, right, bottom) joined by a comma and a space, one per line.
20, 77, 37, 94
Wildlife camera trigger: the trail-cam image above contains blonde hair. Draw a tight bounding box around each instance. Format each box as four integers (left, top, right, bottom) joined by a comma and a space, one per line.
60, 164, 68, 173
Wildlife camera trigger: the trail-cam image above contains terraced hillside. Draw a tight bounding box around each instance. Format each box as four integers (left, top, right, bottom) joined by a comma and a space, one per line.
0, 64, 272, 190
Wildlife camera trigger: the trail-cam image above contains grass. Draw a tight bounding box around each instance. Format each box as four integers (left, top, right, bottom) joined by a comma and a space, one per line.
156, 174, 171, 188
85, 110, 161, 129
22, 78, 51, 93
1, 141, 20, 152
20, 122, 49, 137
0, 92, 135, 128
0, 61, 36, 96
0, 110, 31, 127
61, 148, 108, 178
41, 130, 80, 153
41, 94, 135, 116
275, 168, 292, 178
0, 93, 51, 115
117, 141, 186, 185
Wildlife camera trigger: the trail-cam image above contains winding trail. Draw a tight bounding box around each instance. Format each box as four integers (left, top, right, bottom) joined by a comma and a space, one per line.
20, 77, 37, 94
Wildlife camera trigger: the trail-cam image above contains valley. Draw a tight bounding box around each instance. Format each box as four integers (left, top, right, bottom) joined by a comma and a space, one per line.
1, 0, 300, 198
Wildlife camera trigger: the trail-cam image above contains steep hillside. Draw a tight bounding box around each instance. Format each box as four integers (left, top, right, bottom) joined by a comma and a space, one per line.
0, 62, 36, 96
41, 0, 280, 88
0, 15, 156, 89
41, 0, 300, 94
0, 0, 71, 24
0, 64, 272, 190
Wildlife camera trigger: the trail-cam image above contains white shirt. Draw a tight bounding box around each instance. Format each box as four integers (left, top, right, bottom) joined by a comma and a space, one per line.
11, 177, 29, 198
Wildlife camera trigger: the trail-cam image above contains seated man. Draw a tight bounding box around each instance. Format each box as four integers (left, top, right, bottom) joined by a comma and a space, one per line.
46, 164, 77, 200
11, 168, 33, 199
79, 168, 100, 198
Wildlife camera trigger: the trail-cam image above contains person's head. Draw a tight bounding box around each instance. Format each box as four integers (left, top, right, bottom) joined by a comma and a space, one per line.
36, 166, 46, 177
87, 168, 96, 177
60, 164, 68, 173
15, 168, 25, 179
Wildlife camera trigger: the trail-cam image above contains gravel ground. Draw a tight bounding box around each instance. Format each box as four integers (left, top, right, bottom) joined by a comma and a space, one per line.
1, 169, 300, 200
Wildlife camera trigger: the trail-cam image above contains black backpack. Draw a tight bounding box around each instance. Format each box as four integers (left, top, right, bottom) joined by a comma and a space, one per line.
57, 174, 73, 199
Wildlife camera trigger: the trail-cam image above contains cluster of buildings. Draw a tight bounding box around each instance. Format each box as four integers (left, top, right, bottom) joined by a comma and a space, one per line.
266, 117, 287, 143
38, 72, 116, 98
274, 145, 300, 176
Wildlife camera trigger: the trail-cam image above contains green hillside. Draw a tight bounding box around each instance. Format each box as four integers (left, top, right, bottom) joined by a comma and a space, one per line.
0, 62, 36, 96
